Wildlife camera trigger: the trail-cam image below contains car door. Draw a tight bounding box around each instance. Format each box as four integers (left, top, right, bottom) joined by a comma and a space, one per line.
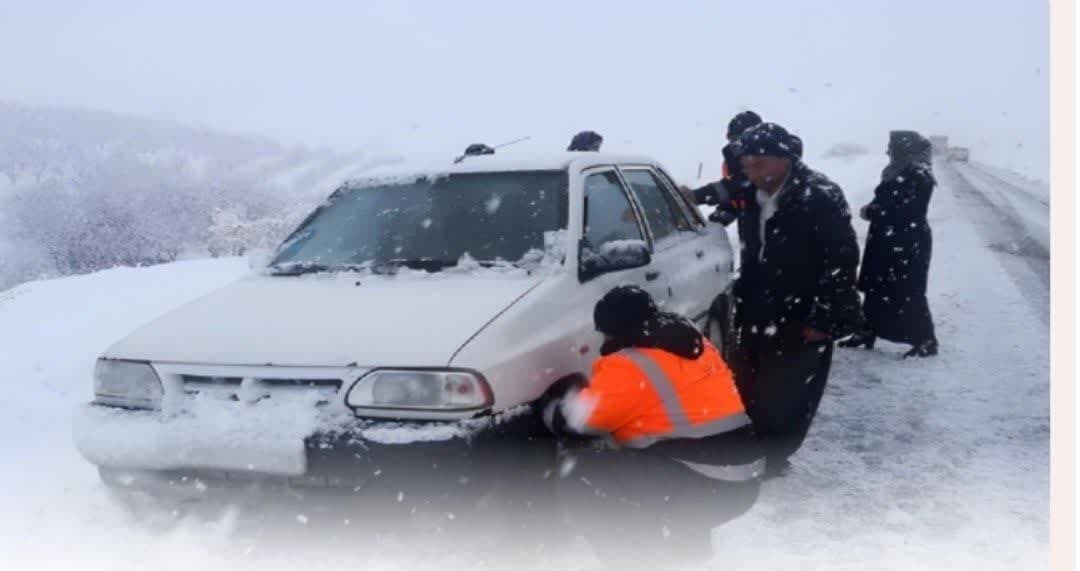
653, 166, 736, 327
578, 168, 671, 307
617, 166, 707, 322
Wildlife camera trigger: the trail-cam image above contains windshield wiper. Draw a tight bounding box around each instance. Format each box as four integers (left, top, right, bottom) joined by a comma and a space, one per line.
476, 260, 520, 269
267, 262, 367, 276
371, 258, 458, 273
270, 258, 512, 276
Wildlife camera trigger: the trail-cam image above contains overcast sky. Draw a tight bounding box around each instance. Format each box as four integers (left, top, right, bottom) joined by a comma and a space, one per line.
0, 0, 1049, 179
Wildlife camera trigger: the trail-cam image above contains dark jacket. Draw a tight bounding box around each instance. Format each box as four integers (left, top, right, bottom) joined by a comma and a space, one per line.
857, 162, 936, 343
598, 312, 704, 358
859, 162, 934, 292
691, 143, 750, 224
733, 161, 861, 340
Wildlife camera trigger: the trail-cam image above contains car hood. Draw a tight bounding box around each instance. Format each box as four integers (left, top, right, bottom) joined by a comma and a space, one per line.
104, 272, 546, 367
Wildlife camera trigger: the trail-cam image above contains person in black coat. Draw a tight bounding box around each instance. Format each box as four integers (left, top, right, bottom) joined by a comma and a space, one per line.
726, 122, 861, 475
841, 131, 939, 357
681, 111, 805, 229
681, 111, 763, 225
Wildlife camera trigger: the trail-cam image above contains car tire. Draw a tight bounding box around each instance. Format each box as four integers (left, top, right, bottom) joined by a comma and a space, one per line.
704, 293, 736, 361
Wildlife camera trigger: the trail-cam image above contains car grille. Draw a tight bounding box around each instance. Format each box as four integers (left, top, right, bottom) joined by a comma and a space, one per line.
179, 375, 343, 405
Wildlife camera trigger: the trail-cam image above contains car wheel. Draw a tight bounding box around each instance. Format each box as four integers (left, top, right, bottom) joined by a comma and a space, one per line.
704, 293, 735, 361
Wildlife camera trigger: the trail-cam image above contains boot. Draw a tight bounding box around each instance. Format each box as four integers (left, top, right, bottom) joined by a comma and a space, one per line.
763, 457, 792, 480
838, 332, 876, 349
903, 338, 938, 358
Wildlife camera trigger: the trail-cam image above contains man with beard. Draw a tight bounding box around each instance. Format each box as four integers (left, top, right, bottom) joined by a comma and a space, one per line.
728, 122, 861, 475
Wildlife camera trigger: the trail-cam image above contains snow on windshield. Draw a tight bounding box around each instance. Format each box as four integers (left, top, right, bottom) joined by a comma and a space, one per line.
269, 170, 569, 273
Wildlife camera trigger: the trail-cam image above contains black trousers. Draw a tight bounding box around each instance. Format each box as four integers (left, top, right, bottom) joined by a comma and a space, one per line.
556, 443, 761, 568
730, 326, 833, 466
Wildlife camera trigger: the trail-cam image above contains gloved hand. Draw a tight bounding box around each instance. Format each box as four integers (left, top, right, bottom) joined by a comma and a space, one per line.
709, 208, 737, 225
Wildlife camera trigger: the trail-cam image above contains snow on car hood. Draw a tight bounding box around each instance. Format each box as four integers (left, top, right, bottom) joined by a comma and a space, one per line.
103, 271, 546, 367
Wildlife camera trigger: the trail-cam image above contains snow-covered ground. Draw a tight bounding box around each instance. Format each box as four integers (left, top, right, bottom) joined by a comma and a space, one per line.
715, 156, 1050, 569
0, 154, 1048, 570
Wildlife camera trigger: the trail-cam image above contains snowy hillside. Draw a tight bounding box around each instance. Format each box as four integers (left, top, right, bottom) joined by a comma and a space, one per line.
0, 103, 401, 289
0, 154, 1048, 570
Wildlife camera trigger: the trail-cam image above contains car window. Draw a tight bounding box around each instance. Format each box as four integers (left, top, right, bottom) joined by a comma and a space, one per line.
621, 169, 692, 240
654, 167, 706, 228
583, 171, 644, 249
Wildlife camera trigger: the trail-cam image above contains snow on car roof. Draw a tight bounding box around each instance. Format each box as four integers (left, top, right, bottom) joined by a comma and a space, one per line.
339, 151, 662, 188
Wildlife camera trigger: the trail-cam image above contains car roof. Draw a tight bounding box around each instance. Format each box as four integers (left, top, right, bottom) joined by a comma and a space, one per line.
340, 151, 663, 188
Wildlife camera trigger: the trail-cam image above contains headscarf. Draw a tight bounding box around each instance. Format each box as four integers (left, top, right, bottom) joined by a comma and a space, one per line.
883, 130, 933, 182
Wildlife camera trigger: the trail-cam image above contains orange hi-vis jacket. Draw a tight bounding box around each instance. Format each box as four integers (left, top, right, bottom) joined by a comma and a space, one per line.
564, 338, 749, 449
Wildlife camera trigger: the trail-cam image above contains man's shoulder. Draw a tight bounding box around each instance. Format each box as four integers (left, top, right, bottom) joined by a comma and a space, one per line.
792, 163, 842, 195
788, 163, 850, 215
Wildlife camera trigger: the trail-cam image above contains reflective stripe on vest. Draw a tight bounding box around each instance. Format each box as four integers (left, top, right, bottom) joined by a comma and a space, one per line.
619, 348, 750, 450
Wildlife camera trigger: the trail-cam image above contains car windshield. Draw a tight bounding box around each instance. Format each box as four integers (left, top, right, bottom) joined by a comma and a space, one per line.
270, 170, 568, 274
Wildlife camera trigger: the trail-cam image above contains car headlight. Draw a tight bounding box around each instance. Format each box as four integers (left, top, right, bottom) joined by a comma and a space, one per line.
93, 359, 164, 410
345, 369, 493, 411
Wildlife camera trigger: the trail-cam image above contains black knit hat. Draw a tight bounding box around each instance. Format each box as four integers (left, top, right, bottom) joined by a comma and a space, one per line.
727, 111, 763, 139
737, 122, 800, 161
789, 132, 804, 158
568, 130, 603, 152
594, 285, 658, 337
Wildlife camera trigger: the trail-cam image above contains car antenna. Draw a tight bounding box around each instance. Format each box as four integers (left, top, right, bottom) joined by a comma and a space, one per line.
493, 135, 531, 149
453, 136, 531, 164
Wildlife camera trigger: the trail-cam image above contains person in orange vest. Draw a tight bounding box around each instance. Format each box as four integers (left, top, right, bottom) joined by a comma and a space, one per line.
544, 285, 764, 566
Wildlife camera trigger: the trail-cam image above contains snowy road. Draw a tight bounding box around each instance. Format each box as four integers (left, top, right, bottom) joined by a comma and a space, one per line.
0, 155, 1049, 570
715, 157, 1050, 569
946, 162, 1050, 325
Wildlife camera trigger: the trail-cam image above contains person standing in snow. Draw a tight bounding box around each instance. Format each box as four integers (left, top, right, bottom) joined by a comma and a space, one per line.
544, 285, 763, 566
680, 110, 764, 225
840, 131, 939, 357
727, 122, 861, 475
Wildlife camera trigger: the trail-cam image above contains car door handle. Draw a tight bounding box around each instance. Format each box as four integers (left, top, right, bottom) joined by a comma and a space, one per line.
695, 250, 705, 259
645, 271, 661, 281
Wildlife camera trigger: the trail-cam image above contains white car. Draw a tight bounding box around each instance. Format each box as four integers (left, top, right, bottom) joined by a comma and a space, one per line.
75, 151, 736, 496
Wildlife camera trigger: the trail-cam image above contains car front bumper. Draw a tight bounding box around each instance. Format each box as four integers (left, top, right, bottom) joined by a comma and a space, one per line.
75, 401, 556, 494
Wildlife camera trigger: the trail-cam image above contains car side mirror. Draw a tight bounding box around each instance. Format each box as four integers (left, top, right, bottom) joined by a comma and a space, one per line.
578, 239, 651, 282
